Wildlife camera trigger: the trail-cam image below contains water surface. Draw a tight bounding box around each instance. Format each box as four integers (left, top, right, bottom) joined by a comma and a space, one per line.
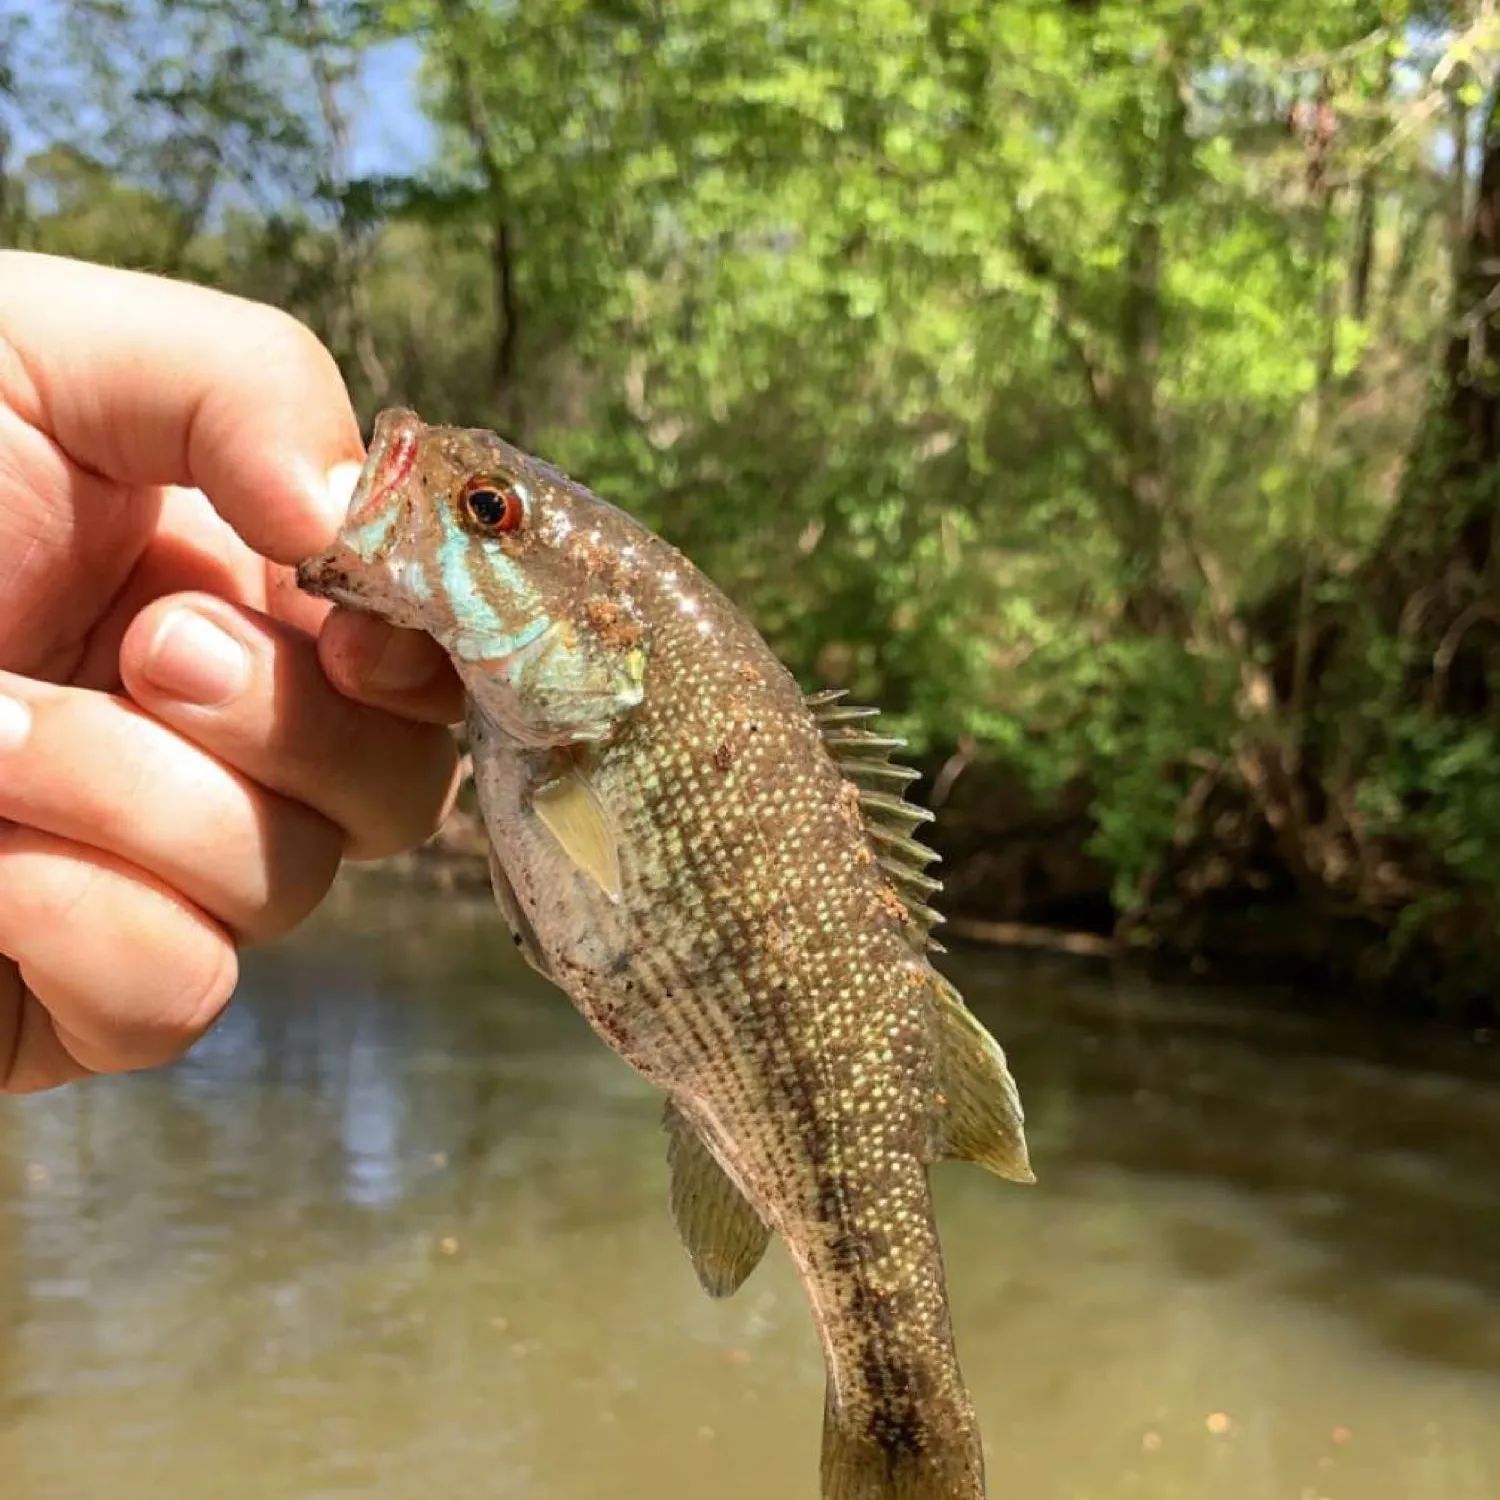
2, 884, 1498, 1498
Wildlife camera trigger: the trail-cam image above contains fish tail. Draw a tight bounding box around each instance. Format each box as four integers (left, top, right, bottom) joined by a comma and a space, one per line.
820, 1386, 984, 1500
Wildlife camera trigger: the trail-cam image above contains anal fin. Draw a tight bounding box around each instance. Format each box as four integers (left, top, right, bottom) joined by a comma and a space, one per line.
931, 973, 1034, 1184
663, 1102, 771, 1298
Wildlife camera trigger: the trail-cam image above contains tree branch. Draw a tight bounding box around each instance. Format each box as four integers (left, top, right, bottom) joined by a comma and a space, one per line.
436, 0, 520, 425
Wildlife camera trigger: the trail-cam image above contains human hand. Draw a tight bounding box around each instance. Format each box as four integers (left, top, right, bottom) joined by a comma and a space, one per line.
0, 251, 464, 1093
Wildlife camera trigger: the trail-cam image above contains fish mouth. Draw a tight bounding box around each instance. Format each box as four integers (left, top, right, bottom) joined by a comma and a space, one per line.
349, 407, 423, 522
296, 407, 423, 607
294, 543, 366, 608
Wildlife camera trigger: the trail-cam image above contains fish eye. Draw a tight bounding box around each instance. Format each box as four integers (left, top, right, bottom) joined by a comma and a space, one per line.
460, 476, 527, 535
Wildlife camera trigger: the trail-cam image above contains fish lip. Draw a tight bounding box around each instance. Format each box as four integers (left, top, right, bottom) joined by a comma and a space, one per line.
295, 407, 423, 604
295, 543, 360, 603
354, 408, 422, 517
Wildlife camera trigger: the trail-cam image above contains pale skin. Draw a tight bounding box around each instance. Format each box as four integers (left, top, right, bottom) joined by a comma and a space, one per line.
0, 251, 466, 1093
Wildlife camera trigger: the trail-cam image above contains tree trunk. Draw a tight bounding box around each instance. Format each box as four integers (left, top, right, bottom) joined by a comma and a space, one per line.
438, 0, 521, 432
1112, 56, 1192, 632
492, 208, 519, 426
1367, 85, 1500, 634
1450, 84, 1470, 299
1349, 48, 1392, 323
296, 0, 389, 405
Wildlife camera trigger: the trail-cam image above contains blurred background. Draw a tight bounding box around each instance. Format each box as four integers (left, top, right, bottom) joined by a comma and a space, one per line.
4, 0, 1500, 1009
3, 4, 1500, 1498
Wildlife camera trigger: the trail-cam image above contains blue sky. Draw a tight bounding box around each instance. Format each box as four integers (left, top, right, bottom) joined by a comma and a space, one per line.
2, 5, 438, 183
346, 38, 438, 179
5, 6, 1468, 194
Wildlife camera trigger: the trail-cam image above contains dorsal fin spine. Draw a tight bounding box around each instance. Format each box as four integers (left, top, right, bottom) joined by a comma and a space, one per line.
808, 689, 945, 952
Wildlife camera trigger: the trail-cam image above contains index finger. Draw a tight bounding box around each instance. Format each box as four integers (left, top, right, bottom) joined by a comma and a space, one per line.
0, 251, 364, 563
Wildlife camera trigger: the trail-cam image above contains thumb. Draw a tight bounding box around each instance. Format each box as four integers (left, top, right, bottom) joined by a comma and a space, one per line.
0, 251, 364, 564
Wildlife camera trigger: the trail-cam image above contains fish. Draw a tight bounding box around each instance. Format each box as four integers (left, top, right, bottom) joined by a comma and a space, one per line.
297, 408, 1034, 1500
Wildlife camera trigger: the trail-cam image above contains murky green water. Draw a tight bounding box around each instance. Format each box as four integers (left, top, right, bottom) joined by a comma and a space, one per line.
2, 884, 1498, 1499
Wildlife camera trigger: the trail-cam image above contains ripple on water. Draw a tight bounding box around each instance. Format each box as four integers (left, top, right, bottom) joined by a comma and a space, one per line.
0, 888, 1497, 1500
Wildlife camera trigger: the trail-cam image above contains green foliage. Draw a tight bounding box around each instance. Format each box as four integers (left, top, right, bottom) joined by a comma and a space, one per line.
5, 0, 1499, 994
1363, 712, 1500, 886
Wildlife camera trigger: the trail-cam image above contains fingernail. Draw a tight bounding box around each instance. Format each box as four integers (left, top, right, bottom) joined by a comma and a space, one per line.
362, 624, 441, 693
325, 461, 363, 524
142, 610, 250, 707
0, 693, 32, 751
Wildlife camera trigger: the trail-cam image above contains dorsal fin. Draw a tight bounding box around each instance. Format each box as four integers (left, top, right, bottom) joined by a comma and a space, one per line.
808, 689, 946, 953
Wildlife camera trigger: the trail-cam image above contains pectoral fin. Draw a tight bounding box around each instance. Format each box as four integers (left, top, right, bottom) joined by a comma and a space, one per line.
663, 1102, 771, 1298
931, 973, 1034, 1183
531, 765, 622, 901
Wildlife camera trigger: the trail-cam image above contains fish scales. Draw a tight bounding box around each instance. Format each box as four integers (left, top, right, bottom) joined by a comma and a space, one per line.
503, 563, 971, 1447
299, 408, 1033, 1500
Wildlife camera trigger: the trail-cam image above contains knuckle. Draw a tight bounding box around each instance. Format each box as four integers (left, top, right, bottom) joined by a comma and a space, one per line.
60, 700, 157, 841
241, 819, 343, 943
5, 690, 156, 854
245, 305, 342, 390
10, 828, 110, 929
125, 927, 238, 1068
264, 667, 370, 788
0, 828, 237, 1074
344, 726, 461, 862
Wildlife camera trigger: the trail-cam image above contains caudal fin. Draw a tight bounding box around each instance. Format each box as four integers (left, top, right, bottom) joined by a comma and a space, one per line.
821, 1390, 984, 1500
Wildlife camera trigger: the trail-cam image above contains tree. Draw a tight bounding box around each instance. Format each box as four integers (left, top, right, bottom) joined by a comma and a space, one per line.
9, 0, 1499, 1003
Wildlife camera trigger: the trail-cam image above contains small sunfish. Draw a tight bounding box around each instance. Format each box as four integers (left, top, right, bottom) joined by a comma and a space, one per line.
298, 408, 1033, 1500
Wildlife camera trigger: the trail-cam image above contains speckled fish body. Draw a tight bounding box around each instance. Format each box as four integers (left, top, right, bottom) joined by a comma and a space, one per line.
299, 409, 1033, 1500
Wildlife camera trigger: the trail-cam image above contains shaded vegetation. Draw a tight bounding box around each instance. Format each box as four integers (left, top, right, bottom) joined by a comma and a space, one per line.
4, 1, 1498, 1011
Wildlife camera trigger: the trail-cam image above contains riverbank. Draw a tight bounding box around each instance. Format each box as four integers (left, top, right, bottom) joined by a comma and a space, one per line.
353, 756, 1495, 1025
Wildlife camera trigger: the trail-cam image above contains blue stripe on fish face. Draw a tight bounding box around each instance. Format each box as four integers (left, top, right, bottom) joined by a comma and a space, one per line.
343, 506, 401, 564
433, 506, 552, 664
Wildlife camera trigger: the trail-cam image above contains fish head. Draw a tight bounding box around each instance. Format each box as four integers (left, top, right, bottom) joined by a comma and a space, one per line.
297, 408, 650, 747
